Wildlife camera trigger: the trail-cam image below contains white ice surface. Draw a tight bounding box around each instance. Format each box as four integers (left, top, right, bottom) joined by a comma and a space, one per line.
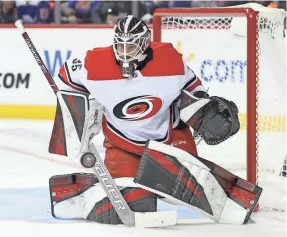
0, 119, 285, 237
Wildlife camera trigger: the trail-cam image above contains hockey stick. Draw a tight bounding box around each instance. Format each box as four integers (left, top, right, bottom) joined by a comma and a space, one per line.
15, 20, 177, 228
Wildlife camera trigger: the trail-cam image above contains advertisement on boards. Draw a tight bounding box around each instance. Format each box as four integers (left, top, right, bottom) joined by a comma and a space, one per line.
0, 72, 30, 89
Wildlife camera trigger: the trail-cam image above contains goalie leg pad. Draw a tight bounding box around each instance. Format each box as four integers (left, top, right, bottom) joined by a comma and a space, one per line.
87, 188, 157, 224
197, 156, 262, 214
49, 173, 97, 219
49, 173, 157, 225
134, 141, 262, 224
134, 143, 214, 215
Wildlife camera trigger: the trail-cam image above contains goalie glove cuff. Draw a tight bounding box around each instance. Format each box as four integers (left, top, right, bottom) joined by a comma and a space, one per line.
180, 90, 211, 130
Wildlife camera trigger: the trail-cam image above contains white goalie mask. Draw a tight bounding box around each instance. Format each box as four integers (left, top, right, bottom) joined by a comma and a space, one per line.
113, 15, 151, 78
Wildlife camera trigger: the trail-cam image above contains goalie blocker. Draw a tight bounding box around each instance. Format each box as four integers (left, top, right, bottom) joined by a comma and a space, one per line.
48, 90, 103, 159
50, 140, 262, 225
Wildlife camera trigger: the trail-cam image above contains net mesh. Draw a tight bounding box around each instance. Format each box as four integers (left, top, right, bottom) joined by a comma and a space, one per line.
159, 3, 286, 212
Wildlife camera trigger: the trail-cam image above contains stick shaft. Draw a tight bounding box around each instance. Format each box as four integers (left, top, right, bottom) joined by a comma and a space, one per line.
89, 142, 135, 226
16, 21, 58, 93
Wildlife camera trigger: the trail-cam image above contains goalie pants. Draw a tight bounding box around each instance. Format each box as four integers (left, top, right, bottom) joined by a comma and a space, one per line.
103, 127, 197, 178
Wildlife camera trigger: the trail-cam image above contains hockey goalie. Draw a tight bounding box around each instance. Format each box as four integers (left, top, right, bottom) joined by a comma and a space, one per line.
48, 16, 262, 226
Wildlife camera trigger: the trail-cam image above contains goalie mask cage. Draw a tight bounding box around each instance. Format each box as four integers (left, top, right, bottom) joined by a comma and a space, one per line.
153, 3, 286, 212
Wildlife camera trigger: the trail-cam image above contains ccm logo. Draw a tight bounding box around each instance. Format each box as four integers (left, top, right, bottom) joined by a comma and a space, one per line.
94, 159, 126, 211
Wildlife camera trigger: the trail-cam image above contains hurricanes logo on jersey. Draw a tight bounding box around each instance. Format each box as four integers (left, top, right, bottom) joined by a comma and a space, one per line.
113, 95, 162, 121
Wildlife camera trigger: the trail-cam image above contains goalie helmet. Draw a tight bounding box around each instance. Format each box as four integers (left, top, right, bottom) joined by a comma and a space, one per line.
113, 15, 151, 78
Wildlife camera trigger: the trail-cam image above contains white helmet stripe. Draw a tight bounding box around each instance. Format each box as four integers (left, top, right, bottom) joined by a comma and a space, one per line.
117, 20, 123, 32
124, 15, 133, 33
130, 20, 143, 32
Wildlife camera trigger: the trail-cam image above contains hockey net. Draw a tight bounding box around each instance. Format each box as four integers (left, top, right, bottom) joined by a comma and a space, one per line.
153, 3, 286, 212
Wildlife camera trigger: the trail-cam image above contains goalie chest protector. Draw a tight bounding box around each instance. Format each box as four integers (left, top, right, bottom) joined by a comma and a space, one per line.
80, 42, 188, 154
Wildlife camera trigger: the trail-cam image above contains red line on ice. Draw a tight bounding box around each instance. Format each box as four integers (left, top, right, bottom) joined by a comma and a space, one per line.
0, 145, 81, 168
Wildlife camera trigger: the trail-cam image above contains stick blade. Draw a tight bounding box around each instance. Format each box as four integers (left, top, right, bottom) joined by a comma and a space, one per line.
135, 210, 177, 228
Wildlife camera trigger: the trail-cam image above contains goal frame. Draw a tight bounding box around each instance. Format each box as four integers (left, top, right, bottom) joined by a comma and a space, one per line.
153, 7, 258, 184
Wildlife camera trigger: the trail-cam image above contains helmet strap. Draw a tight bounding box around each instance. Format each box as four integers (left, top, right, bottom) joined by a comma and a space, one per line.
115, 46, 153, 78
121, 61, 137, 78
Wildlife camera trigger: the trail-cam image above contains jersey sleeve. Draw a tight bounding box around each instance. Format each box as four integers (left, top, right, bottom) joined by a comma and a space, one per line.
56, 53, 89, 94
181, 63, 205, 94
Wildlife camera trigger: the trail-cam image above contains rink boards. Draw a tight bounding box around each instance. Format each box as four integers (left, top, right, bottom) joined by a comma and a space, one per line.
0, 26, 286, 120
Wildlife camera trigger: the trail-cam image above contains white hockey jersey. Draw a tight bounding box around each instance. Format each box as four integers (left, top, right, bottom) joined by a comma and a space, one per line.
56, 42, 203, 154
